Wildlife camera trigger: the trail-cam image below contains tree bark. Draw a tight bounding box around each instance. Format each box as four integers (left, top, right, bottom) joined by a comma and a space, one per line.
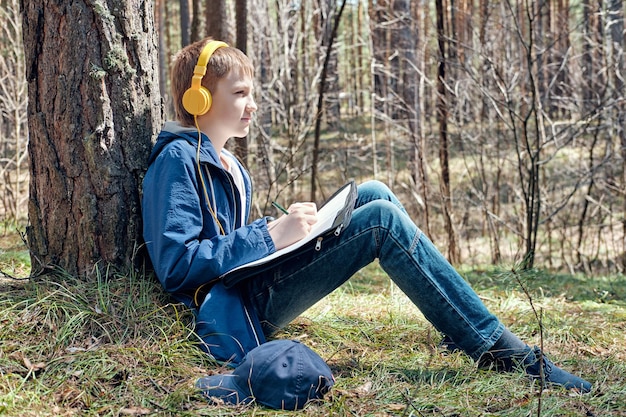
21, 0, 163, 277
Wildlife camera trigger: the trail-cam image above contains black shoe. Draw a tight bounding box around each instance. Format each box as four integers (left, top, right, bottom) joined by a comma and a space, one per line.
479, 346, 592, 393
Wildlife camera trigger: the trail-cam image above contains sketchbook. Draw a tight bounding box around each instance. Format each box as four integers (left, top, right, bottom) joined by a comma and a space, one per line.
220, 180, 357, 288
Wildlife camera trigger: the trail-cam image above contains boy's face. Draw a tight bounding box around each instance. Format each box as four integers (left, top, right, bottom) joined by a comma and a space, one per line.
204, 69, 257, 140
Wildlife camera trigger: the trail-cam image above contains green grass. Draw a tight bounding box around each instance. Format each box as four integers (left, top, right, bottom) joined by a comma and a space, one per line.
1, 250, 625, 415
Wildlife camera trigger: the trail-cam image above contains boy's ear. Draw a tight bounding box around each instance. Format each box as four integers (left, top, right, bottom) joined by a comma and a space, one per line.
182, 41, 228, 116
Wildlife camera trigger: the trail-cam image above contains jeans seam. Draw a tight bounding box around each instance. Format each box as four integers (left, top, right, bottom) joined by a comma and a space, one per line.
408, 229, 421, 252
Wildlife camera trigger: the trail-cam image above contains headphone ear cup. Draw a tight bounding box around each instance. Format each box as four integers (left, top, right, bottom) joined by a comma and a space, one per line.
182, 86, 212, 116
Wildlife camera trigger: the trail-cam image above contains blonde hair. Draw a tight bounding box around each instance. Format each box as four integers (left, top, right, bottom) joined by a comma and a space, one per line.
170, 38, 254, 126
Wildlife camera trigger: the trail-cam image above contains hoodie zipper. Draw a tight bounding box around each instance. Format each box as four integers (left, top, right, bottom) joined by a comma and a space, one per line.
202, 162, 261, 346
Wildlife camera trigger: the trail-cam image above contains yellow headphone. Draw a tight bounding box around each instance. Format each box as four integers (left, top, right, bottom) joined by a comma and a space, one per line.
184, 40, 229, 238
182, 40, 228, 116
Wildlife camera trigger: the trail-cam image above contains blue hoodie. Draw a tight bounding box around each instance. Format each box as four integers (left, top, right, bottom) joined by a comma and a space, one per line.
142, 121, 270, 364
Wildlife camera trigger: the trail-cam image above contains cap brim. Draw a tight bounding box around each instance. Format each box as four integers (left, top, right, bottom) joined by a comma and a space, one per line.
196, 374, 254, 405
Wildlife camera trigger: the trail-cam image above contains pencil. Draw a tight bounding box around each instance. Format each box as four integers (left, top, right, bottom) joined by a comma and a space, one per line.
272, 201, 289, 215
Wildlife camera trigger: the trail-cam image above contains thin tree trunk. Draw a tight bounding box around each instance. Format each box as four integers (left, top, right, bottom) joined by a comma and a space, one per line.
233, 0, 249, 166
205, 0, 229, 42
435, 0, 459, 263
311, 0, 347, 202
190, 0, 202, 42
607, 0, 625, 269
180, 0, 191, 46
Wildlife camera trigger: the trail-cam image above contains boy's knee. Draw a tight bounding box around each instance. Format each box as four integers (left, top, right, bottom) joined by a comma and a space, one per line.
358, 180, 393, 200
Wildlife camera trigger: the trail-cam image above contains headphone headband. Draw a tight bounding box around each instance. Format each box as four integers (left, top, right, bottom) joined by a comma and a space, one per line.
197, 41, 228, 71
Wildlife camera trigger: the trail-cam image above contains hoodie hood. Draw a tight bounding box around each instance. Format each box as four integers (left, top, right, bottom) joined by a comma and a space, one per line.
148, 121, 221, 167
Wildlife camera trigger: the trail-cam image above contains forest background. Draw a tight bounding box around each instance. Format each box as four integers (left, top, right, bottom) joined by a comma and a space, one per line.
2, 0, 626, 276
0, 1, 626, 416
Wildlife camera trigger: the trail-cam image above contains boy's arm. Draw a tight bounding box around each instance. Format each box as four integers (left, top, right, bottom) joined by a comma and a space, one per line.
142, 143, 275, 294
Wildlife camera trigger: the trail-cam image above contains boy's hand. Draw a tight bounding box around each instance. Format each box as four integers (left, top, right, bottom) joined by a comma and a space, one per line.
268, 202, 318, 250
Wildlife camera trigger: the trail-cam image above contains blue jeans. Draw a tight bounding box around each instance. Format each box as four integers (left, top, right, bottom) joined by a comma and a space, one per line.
244, 180, 504, 361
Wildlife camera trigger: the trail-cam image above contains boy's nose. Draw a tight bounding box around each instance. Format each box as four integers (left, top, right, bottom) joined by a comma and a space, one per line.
247, 97, 258, 112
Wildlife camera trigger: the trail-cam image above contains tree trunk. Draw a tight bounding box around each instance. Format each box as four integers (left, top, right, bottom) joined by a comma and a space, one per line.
232, 0, 249, 166
21, 0, 163, 277
311, 0, 347, 202
190, 0, 202, 42
435, 0, 459, 264
180, 0, 191, 47
205, 0, 229, 42
607, 0, 625, 269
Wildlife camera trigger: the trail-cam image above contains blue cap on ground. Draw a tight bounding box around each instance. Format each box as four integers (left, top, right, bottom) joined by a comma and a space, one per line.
196, 339, 335, 410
